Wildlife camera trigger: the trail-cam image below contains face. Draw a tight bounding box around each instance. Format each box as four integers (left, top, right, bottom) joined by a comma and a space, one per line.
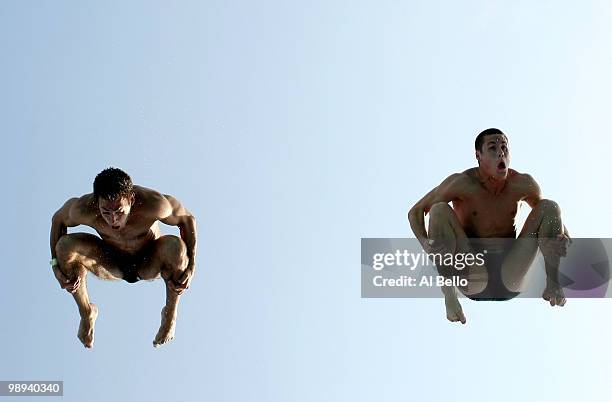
98, 195, 134, 231
476, 134, 510, 179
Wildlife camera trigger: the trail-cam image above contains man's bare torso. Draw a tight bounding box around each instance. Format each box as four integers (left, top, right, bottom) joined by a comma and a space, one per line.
72, 186, 166, 253
450, 168, 537, 238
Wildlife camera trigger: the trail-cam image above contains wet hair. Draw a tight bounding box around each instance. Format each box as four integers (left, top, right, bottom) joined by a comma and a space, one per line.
475, 128, 506, 151
93, 167, 134, 201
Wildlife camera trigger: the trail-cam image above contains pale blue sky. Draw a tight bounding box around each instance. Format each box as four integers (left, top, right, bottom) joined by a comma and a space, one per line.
2, 1, 612, 401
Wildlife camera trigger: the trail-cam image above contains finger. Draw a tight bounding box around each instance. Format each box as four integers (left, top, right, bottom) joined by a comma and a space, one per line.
171, 282, 185, 295
67, 278, 79, 290
67, 280, 79, 291
53, 267, 69, 283
168, 281, 185, 293
558, 297, 567, 307
550, 296, 555, 306
178, 270, 190, 283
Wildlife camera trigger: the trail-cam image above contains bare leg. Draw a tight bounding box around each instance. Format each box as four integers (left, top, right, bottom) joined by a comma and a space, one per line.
74, 279, 98, 349
153, 283, 181, 348
139, 236, 189, 348
427, 202, 488, 323
501, 199, 565, 304
55, 234, 123, 348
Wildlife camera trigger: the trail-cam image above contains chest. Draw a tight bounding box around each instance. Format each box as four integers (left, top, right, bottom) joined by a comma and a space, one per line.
464, 196, 519, 220
453, 189, 523, 235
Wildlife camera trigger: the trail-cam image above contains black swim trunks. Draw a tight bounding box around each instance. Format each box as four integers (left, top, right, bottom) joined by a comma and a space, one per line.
102, 242, 155, 284
467, 238, 520, 301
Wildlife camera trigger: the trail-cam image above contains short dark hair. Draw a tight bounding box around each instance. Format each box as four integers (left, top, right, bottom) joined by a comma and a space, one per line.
475, 128, 506, 151
93, 167, 134, 201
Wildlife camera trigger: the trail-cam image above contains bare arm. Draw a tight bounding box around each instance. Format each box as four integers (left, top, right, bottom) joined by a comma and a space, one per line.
50, 198, 80, 259
50, 197, 88, 292
407, 174, 463, 249
522, 173, 570, 306
522, 174, 569, 237
159, 195, 197, 271
522, 174, 542, 209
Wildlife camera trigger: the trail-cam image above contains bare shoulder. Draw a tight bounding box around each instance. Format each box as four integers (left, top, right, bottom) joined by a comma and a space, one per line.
434, 170, 477, 199
509, 169, 539, 188
133, 185, 173, 216
458, 168, 481, 184
59, 194, 97, 226
448, 169, 479, 189
508, 169, 541, 201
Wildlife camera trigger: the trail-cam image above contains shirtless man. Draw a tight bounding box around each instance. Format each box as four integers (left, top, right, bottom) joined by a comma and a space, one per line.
408, 128, 570, 324
49, 167, 197, 347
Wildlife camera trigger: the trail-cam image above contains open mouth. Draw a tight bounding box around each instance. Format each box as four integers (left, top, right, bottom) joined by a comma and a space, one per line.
497, 161, 506, 170
112, 225, 120, 230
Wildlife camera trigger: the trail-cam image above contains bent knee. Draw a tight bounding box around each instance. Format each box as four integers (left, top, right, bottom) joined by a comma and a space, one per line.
55, 234, 80, 261
535, 199, 561, 216
428, 202, 453, 218
157, 235, 187, 266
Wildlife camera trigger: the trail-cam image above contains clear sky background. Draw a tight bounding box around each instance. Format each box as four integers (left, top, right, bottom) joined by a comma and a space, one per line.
2, 1, 612, 401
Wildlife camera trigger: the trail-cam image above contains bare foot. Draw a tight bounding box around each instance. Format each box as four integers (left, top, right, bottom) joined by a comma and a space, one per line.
445, 296, 466, 324
77, 304, 98, 348
153, 307, 177, 348
542, 282, 567, 307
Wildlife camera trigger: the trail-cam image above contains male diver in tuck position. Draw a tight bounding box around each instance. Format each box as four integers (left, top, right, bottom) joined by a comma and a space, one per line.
408, 128, 570, 324
49, 167, 197, 347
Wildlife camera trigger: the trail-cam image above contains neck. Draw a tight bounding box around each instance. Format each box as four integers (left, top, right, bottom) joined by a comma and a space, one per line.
477, 166, 506, 195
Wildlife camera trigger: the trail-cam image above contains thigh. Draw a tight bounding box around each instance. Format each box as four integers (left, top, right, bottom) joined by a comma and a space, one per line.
57, 233, 126, 280
500, 237, 539, 292
136, 235, 188, 281
502, 201, 556, 279
135, 238, 166, 281
428, 203, 473, 254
